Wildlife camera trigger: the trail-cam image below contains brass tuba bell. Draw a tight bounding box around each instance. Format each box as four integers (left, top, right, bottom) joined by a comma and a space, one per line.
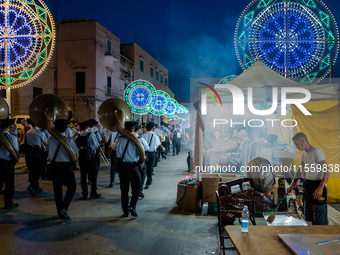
29, 94, 76, 165
0, 97, 19, 163
98, 98, 145, 165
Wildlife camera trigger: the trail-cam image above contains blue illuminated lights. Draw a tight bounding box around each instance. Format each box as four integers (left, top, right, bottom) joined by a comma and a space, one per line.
0, 0, 55, 88
124, 80, 156, 115
165, 99, 179, 118
150, 90, 171, 116
235, 0, 338, 84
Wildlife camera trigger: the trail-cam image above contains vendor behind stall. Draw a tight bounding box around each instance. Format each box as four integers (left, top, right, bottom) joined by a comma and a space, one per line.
287, 132, 330, 225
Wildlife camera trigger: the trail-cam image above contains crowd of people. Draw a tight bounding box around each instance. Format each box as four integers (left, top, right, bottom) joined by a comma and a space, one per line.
0, 118, 184, 219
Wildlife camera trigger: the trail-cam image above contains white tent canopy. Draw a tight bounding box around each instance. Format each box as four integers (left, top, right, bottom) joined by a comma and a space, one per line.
209, 61, 339, 104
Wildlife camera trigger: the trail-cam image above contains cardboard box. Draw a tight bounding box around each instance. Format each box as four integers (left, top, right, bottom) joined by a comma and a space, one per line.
176, 184, 201, 212
201, 174, 220, 187
202, 186, 219, 203
219, 174, 239, 183
201, 174, 220, 203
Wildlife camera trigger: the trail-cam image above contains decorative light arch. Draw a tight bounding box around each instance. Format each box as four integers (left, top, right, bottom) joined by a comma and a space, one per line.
218, 75, 238, 84
124, 80, 156, 114
164, 98, 178, 118
235, 0, 338, 83
0, 0, 56, 89
150, 90, 171, 116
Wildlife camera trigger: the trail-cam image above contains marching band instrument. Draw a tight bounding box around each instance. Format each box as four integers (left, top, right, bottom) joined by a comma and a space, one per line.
0, 98, 19, 163
29, 94, 77, 166
98, 98, 145, 165
98, 146, 110, 166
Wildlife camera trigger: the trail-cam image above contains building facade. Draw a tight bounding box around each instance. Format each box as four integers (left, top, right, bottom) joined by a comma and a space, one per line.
8, 19, 173, 124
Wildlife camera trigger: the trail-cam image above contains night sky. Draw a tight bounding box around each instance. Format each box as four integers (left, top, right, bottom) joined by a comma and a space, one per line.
43, 0, 340, 102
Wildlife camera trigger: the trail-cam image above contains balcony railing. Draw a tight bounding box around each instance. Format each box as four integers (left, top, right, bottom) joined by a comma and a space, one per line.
105, 49, 120, 61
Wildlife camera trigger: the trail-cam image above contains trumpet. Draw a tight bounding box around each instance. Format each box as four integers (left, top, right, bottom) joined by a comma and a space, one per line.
98, 146, 110, 166
161, 135, 166, 142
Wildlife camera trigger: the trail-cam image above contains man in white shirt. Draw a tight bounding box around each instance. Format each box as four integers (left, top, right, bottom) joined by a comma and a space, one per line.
142, 123, 161, 190
287, 132, 330, 225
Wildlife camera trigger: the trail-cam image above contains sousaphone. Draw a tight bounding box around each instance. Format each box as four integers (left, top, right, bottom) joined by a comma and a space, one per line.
0, 97, 19, 163
29, 94, 76, 165
98, 98, 145, 165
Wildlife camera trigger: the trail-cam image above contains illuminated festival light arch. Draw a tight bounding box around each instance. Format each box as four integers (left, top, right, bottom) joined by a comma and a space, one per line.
124, 80, 156, 114
218, 75, 238, 84
164, 99, 178, 118
0, 0, 55, 89
150, 90, 171, 116
235, 0, 339, 83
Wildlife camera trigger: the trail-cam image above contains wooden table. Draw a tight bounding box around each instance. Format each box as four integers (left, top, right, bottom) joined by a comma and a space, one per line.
225, 225, 340, 255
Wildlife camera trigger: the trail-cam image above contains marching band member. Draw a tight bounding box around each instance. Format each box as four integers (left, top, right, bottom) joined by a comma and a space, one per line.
47, 119, 79, 220
0, 119, 19, 208
26, 121, 47, 196
142, 123, 161, 190
106, 130, 119, 187
76, 122, 100, 199
113, 121, 144, 217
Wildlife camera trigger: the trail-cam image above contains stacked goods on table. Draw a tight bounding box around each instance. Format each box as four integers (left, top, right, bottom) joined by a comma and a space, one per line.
176, 178, 201, 212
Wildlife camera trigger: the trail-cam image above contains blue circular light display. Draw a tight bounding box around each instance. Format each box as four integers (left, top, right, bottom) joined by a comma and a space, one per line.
150, 90, 171, 116
0, 0, 55, 88
165, 99, 178, 118
235, 0, 338, 84
124, 80, 156, 114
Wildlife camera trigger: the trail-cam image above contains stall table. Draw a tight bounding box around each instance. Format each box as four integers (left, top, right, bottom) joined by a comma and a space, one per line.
225, 225, 340, 255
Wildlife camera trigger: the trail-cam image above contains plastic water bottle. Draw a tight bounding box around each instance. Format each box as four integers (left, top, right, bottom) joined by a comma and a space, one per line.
241, 206, 249, 233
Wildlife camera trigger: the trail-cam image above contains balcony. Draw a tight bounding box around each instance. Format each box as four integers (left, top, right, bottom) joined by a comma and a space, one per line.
105, 49, 120, 62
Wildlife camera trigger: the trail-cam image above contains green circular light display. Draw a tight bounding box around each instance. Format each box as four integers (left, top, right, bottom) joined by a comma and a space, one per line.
124, 80, 156, 114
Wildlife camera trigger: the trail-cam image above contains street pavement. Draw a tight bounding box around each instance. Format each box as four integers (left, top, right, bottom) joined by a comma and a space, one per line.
0, 152, 339, 255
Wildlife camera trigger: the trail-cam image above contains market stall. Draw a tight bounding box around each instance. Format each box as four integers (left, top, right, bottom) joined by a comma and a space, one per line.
194, 60, 340, 202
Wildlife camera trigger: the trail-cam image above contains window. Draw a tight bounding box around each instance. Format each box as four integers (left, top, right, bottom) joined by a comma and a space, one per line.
107, 39, 111, 55
156, 70, 158, 81
107, 76, 112, 94
165, 77, 168, 86
76, 72, 86, 94
150, 67, 153, 78
33, 87, 42, 99
160, 73, 163, 83
140, 60, 144, 72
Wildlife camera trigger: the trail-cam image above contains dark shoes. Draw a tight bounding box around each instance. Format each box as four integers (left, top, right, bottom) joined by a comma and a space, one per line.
144, 185, 149, 189
108, 183, 113, 188
123, 211, 129, 217
58, 208, 70, 220
35, 188, 43, 193
173, 153, 175, 156
4, 203, 19, 209
27, 187, 35, 196
129, 207, 138, 217
90, 193, 101, 199
139, 192, 144, 198
82, 192, 88, 200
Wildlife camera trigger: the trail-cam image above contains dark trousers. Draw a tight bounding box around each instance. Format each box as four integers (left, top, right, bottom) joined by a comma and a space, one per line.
28, 154, 45, 190
40, 151, 48, 179
25, 155, 31, 171
0, 159, 15, 206
138, 164, 146, 191
154, 147, 161, 167
146, 151, 157, 186
118, 163, 142, 212
79, 159, 96, 196
52, 162, 77, 212
110, 151, 117, 183
172, 139, 180, 155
